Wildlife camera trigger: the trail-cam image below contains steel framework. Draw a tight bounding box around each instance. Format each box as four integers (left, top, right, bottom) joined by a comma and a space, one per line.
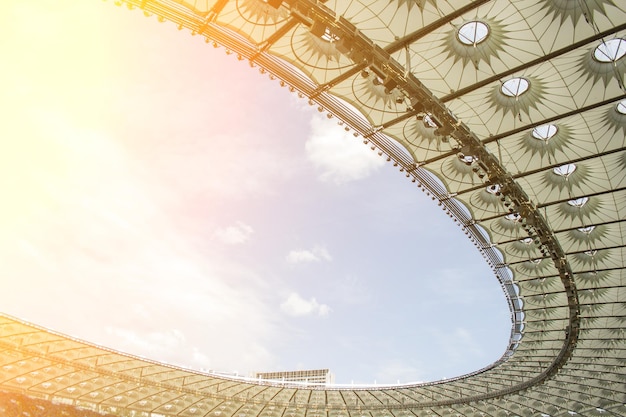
1, 0, 625, 416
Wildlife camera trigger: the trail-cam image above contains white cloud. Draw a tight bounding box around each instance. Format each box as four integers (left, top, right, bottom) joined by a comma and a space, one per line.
374, 359, 425, 385
151, 132, 302, 202
192, 348, 211, 369
105, 327, 187, 355
213, 221, 254, 245
305, 114, 384, 184
0, 111, 280, 376
334, 275, 371, 305
420, 326, 486, 378
448, 327, 484, 358
426, 267, 500, 306
280, 292, 331, 317
286, 245, 332, 263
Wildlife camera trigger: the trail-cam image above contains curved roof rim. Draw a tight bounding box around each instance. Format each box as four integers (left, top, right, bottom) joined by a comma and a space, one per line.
108, 0, 580, 392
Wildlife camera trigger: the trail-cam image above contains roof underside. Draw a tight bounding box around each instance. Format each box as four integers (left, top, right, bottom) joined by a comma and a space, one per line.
1, 0, 625, 416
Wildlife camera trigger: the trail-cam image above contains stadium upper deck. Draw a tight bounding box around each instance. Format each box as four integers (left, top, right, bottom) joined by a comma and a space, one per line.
1, 0, 625, 416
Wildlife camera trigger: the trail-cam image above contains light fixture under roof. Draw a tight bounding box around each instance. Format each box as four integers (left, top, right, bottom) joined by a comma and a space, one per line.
532, 124, 558, 141
486, 184, 501, 195
505, 213, 521, 222
423, 114, 437, 128
593, 38, 626, 63
321, 27, 340, 43
501, 77, 530, 97
553, 163, 576, 178
457, 21, 489, 46
460, 155, 475, 165
617, 99, 626, 114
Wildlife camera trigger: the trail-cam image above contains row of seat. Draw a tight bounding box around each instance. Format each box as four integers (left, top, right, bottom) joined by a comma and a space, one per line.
0, 390, 118, 417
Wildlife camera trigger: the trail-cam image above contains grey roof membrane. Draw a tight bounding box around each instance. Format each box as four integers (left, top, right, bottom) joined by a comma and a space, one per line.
1, 0, 625, 416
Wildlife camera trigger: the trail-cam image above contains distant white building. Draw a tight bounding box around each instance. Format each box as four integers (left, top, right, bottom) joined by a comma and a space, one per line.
254, 369, 334, 385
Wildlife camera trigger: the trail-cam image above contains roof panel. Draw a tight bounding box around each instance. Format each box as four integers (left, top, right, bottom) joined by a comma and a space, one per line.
2, 0, 626, 415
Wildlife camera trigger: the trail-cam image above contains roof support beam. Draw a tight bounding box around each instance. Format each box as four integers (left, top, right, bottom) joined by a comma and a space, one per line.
385, 0, 492, 54
483, 93, 626, 145
474, 184, 626, 224
441, 23, 626, 103
252, 18, 299, 57
309, 0, 491, 98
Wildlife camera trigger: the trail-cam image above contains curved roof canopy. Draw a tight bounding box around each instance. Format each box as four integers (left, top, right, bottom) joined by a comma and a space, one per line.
1, 0, 625, 416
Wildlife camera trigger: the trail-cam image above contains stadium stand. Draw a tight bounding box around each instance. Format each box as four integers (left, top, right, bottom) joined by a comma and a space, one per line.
1, 0, 625, 416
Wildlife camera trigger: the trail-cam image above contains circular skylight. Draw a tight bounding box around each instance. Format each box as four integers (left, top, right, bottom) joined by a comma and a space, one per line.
532, 124, 558, 141
567, 197, 589, 207
593, 38, 626, 62
457, 21, 489, 46
553, 163, 576, 178
617, 99, 626, 114
501, 77, 530, 97
578, 226, 595, 234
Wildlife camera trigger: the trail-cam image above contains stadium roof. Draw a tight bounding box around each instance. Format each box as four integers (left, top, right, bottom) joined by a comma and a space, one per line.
1, 0, 625, 416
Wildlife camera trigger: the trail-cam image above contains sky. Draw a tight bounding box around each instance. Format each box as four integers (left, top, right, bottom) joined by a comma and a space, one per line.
0, 0, 511, 385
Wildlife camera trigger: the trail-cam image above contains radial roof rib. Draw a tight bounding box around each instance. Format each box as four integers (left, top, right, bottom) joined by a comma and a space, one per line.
2, 0, 626, 416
